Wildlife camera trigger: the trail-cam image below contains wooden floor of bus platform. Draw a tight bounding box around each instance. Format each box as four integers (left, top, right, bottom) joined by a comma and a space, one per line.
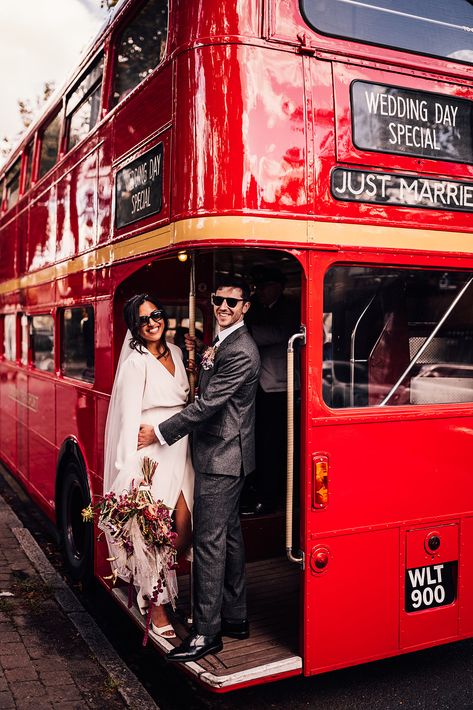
113, 557, 302, 689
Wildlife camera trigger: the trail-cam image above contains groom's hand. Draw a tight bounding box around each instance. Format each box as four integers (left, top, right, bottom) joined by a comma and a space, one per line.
138, 424, 158, 449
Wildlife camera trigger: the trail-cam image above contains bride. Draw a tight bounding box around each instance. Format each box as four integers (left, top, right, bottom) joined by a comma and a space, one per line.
103, 293, 194, 639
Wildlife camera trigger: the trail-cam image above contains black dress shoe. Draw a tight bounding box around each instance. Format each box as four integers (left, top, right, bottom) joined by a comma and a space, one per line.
166, 633, 223, 663
221, 618, 249, 640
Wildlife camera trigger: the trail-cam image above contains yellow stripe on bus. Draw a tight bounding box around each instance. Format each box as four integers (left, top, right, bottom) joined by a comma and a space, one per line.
0, 217, 471, 296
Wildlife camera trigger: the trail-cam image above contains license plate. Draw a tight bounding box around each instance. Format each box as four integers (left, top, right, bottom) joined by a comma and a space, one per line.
405, 561, 457, 613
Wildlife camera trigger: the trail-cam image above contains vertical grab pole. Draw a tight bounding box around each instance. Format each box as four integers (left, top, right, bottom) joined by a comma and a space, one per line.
286, 327, 305, 565
187, 252, 196, 623
188, 252, 196, 402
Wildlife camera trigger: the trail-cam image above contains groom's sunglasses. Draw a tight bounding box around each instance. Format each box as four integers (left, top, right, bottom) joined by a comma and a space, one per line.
138, 309, 165, 326
211, 294, 245, 308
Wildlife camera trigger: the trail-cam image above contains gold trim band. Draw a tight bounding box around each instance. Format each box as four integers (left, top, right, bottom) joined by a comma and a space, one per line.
0, 216, 472, 296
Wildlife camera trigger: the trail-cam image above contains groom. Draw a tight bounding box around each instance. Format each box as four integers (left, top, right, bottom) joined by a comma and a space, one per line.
138, 276, 261, 662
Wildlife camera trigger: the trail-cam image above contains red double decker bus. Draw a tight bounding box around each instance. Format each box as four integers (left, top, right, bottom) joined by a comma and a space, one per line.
1, 0, 473, 692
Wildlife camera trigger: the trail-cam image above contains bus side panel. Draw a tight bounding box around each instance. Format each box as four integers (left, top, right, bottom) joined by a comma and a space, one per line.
56, 144, 99, 258
459, 517, 473, 636
173, 44, 307, 220
28, 184, 57, 272
94, 393, 109, 581
16, 369, 28, 481
305, 415, 471, 671
305, 528, 399, 673
112, 65, 172, 161
28, 375, 56, 510
0, 365, 18, 471
0, 218, 17, 283
56, 383, 96, 476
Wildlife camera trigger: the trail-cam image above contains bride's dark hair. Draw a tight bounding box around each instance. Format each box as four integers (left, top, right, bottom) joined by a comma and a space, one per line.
124, 294, 170, 355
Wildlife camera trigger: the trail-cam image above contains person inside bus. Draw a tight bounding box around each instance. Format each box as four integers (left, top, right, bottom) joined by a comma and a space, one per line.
138, 276, 261, 663
103, 294, 193, 639
242, 266, 299, 515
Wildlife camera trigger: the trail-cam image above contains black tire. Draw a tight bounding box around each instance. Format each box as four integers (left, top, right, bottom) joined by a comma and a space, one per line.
59, 458, 94, 584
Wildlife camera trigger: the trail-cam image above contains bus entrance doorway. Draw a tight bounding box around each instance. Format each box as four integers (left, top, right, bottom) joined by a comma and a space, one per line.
108, 247, 305, 689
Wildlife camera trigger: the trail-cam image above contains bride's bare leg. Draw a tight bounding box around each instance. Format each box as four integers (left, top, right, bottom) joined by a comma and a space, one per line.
151, 604, 174, 635
174, 492, 192, 557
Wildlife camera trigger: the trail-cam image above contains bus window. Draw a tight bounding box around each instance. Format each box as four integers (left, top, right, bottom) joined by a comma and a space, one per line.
38, 111, 62, 179
23, 141, 35, 192
61, 307, 94, 382
300, 1, 473, 65
31, 315, 54, 372
66, 56, 103, 152
5, 158, 21, 210
323, 266, 473, 408
4, 315, 16, 361
112, 0, 168, 106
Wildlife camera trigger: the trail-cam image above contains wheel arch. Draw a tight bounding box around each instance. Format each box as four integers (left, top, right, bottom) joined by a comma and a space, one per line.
55, 437, 93, 528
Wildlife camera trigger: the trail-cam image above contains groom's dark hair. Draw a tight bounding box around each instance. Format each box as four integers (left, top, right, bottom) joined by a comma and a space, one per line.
124, 293, 169, 354
215, 275, 251, 301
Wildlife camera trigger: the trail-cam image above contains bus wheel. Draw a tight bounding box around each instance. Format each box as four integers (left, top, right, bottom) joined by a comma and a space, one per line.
59, 458, 93, 584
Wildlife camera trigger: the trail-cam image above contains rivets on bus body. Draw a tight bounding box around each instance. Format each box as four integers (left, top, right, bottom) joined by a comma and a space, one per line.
310, 546, 330, 574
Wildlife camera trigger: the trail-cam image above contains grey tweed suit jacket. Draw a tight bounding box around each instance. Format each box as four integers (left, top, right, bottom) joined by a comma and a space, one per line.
159, 325, 261, 476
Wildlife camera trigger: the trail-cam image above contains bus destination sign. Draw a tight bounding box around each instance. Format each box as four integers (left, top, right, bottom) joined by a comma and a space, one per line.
351, 81, 473, 164
115, 143, 163, 229
331, 168, 473, 213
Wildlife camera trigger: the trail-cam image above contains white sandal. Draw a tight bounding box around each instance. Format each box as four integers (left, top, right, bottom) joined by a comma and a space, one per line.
151, 623, 176, 639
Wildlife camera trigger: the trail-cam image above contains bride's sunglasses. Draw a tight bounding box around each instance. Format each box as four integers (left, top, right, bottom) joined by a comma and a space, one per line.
211, 294, 245, 308
138, 309, 165, 326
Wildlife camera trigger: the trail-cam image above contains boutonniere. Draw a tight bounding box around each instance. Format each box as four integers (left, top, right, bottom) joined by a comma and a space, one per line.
201, 343, 219, 370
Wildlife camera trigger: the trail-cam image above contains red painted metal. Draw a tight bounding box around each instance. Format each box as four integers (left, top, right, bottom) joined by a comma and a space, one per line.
0, 0, 472, 692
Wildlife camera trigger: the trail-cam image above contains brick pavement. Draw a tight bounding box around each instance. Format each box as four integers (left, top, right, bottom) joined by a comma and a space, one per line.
0, 491, 158, 710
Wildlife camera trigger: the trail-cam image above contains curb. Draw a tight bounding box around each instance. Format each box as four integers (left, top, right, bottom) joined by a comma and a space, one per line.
1, 493, 159, 710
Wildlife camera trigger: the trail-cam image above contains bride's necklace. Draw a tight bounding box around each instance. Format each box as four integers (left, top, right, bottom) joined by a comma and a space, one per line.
155, 347, 169, 361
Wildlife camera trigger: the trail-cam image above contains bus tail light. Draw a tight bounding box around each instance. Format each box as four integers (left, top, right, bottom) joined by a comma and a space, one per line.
312, 454, 329, 508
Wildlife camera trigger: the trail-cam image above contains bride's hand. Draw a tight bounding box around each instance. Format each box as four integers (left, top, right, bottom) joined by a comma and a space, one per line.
138, 424, 158, 449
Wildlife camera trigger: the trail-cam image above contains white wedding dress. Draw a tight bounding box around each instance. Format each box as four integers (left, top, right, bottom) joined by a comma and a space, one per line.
103, 335, 194, 610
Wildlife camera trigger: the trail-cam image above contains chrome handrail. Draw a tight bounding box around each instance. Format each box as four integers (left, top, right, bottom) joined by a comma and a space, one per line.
286, 327, 306, 565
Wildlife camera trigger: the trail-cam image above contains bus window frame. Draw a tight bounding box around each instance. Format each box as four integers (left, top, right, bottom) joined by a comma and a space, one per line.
109, 0, 170, 110
298, 0, 473, 69
65, 50, 104, 154
30, 311, 56, 376
318, 257, 473, 417
59, 305, 95, 386
37, 105, 65, 181
18, 312, 29, 367
22, 138, 37, 195
4, 157, 22, 212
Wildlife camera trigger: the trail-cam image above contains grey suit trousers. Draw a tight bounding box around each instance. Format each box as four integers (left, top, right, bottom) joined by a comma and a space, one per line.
193, 471, 246, 636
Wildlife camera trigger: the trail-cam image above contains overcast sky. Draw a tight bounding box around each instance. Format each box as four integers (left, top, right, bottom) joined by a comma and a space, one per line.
0, 0, 109, 152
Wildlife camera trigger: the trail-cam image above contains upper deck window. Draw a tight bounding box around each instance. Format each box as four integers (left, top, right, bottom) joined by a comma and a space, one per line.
23, 141, 34, 192
5, 158, 21, 210
66, 56, 103, 152
39, 111, 62, 179
300, 1, 473, 65
112, 0, 168, 107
